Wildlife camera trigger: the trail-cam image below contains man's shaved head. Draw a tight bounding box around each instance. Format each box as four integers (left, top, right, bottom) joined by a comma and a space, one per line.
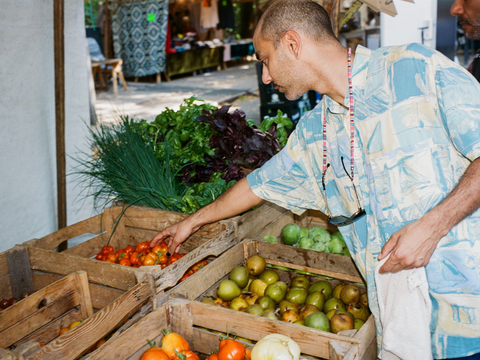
257, 0, 336, 47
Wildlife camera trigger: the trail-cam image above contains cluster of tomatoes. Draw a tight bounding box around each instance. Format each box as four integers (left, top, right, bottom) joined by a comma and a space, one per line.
0, 291, 35, 311
141, 329, 250, 360
95, 241, 208, 282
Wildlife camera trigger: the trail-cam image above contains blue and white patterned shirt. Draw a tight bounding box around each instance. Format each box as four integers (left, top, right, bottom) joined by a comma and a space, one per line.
247, 44, 480, 358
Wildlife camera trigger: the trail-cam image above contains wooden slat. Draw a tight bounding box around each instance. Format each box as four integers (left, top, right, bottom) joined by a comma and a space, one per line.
82, 301, 168, 360
27, 247, 136, 291
256, 241, 364, 283
186, 299, 360, 359
0, 348, 16, 360
234, 201, 287, 240
75, 272, 94, 319
0, 291, 79, 348
62, 233, 104, 258
152, 226, 237, 295
31, 272, 124, 311
32, 214, 102, 251
0, 273, 79, 332
122, 204, 223, 239
190, 328, 222, 356
353, 314, 377, 358
28, 281, 151, 360
6, 246, 34, 299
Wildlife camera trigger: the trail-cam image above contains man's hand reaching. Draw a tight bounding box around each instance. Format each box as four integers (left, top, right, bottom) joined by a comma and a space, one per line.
150, 219, 200, 255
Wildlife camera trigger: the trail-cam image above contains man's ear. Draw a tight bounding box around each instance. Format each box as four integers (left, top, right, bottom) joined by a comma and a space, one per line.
281, 30, 302, 59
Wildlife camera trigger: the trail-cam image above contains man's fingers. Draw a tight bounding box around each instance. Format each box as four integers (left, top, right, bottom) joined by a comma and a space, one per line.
149, 230, 170, 248
378, 235, 398, 260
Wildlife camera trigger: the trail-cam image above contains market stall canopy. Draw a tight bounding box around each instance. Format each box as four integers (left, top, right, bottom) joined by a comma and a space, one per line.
362, 0, 414, 17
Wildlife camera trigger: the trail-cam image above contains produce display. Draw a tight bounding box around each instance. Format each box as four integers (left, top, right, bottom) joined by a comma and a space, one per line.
75, 97, 292, 214
94, 241, 208, 281
263, 223, 351, 256
139, 329, 301, 360
200, 255, 370, 334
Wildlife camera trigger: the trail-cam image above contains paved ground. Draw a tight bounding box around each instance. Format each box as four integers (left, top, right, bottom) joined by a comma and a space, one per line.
94, 61, 262, 126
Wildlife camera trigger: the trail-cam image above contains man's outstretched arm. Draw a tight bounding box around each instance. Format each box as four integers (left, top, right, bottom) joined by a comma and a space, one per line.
150, 177, 263, 254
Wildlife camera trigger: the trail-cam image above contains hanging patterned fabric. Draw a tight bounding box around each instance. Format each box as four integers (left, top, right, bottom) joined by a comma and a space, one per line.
110, 0, 168, 77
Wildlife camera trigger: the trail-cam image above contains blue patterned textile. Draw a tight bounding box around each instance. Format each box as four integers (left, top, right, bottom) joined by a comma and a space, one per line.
247, 44, 480, 359
110, 0, 168, 77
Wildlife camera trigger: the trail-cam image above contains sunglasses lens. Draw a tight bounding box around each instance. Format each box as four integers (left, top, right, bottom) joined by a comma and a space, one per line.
328, 209, 366, 226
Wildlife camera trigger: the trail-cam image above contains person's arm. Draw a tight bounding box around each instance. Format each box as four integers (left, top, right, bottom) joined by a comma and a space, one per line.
378, 157, 480, 273
150, 177, 263, 254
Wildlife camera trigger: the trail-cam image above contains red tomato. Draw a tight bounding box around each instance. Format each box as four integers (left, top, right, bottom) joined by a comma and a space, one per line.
96, 253, 105, 261
130, 252, 141, 266
102, 245, 114, 253
124, 246, 134, 254
135, 242, 150, 254
218, 339, 245, 360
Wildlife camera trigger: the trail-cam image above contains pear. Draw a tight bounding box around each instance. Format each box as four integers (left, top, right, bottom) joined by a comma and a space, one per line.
291, 276, 310, 290
347, 302, 370, 321
281, 309, 300, 323
360, 293, 369, 307
249, 279, 268, 297
244, 293, 258, 306
330, 313, 354, 333
200, 297, 217, 306
229, 266, 250, 289
256, 296, 276, 310
306, 291, 325, 312
262, 310, 279, 320
258, 269, 280, 285
229, 297, 249, 311
245, 304, 264, 316
324, 297, 347, 313
308, 280, 333, 299
279, 299, 299, 314
217, 280, 241, 301
340, 284, 361, 305
299, 304, 320, 320
326, 309, 336, 320
332, 283, 347, 299
246, 255, 266, 276
354, 318, 365, 330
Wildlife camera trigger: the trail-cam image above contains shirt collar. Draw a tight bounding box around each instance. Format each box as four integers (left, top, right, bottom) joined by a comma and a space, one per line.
323, 45, 372, 115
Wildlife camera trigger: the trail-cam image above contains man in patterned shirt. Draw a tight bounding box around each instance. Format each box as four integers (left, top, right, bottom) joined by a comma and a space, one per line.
152, 0, 480, 358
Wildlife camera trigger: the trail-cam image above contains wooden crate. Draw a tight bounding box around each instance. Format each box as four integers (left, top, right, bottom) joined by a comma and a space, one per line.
83, 297, 375, 360
23, 202, 286, 306
166, 240, 376, 359
0, 246, 151, 360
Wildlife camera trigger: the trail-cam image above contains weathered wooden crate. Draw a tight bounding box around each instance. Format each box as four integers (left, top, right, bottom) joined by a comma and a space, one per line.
0, 246, 151, 360
23, 202, 286, 305
165, 240, 376, 359
255, 208, 339, 244
83, 297, 375, 360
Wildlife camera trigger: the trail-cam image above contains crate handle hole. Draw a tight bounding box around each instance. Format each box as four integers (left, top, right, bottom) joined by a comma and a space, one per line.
38, 299, 48, 309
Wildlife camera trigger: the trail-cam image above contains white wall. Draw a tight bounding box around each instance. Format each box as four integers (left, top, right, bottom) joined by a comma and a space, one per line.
0, 0, 95, 252
381, 0, 437, 50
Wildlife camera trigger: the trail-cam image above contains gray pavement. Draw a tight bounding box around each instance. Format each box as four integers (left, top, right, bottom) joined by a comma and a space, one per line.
94, 61, 262, 126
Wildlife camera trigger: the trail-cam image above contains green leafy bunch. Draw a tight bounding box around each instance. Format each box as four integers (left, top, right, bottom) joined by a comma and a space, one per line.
135, 96, 218, 171
258, 110, 293, 147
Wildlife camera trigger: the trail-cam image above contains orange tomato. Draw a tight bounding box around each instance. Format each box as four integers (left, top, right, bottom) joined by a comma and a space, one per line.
59, 327, 69, 335
158, 254, 168, 264
245, 348, 251, 360
207, 353, 219, 360
151, 245, 165, 256
96, 339, 106, 349
161, 329, 190, 359
218, 339, 245, 360
140, 347, 170, 360
143, 252, 158, 266
119, 258, 132, 267
106, 253, 117, 263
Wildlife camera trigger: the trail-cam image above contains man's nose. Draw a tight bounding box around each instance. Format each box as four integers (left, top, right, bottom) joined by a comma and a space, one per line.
262, 64, 273, 85
450, 0, 464, 17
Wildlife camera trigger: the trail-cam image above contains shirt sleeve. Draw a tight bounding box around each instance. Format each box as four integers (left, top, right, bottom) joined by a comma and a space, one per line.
246, 110, 326, 214
434, 52, 480, 161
